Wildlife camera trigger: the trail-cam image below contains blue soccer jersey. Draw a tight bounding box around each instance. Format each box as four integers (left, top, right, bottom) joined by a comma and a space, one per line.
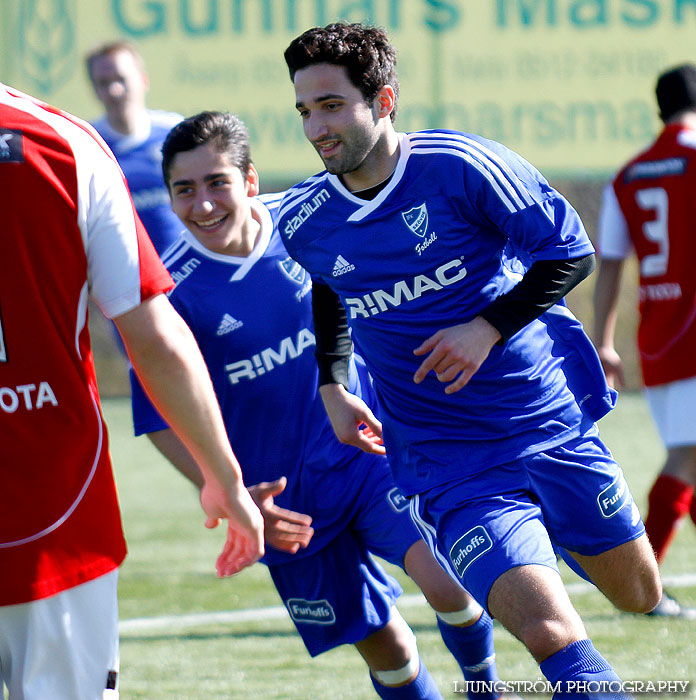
279, 130, 614, 496
92, 110, 183, 255
130, 194, 397, 566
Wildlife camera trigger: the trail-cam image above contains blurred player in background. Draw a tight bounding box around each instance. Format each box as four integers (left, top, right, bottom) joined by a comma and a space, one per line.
594, 63, 696, 620
85, 40, 183, 365
279, 22, 662, 700
0, 85, 263, 700
85, 40, 182, 256
131, 110, 508, 700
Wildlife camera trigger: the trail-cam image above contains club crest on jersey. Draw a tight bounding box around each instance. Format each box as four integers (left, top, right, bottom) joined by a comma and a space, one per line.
279, 257, 307, 285
0, 130, 24, 163
287, 598, 336, 625
402, 203, 429, 238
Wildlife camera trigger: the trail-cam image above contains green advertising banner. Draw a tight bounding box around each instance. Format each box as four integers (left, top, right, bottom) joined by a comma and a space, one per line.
3, 1, 696, 184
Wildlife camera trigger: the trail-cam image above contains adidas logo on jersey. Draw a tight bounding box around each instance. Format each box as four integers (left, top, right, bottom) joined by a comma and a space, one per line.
217, 314, 243, 335
332, 255, 355, 277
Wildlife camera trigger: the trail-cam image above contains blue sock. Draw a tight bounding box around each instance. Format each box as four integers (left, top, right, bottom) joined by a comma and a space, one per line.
370, 656, 444, 699
437, 612, 500, 700
540, 639, 631, 700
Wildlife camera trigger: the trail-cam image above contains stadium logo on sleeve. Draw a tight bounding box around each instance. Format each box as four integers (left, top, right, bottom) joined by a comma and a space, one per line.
283, 188, 331, 239
449, 526, 493, 579
287, 598, 336, 625
387, 487, 409, 512
0, 130, 24, 163
597, 474, 630, 518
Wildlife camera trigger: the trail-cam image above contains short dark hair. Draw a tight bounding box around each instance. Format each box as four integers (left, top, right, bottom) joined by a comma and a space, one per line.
85, 40, 146, 80
655, 63, 696, 122
161, 111, 252, 186
284, 22, 399, 122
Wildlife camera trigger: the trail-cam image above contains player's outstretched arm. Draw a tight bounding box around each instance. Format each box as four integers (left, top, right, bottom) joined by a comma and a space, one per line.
592, 257, 626, 389
248, 477, 314, 553
318, 384, 386, 455
148, 428, 205, 488
114, 294, 264, 575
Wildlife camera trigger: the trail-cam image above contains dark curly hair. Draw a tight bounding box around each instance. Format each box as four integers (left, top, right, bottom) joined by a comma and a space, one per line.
284, 23, 399, 122
161, 111, 252, 186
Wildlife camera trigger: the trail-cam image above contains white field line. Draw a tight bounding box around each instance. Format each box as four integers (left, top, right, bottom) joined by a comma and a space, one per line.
119, 572, 696, 635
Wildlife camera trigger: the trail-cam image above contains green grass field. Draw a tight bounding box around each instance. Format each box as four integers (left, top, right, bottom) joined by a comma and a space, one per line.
105, 393, 696, 699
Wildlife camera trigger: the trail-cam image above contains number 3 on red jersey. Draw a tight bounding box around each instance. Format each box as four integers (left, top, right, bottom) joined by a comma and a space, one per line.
636, 187, 669, 278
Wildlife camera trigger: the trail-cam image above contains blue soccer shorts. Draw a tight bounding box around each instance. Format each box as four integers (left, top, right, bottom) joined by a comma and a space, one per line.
268, 453, 422, 657
409, 425, 645, 611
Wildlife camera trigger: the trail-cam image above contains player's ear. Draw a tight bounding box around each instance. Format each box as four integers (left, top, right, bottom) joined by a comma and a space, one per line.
375, 85, 395, 120
245, 164, 260, 197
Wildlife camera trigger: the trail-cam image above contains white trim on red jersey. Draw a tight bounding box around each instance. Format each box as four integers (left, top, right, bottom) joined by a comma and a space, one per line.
597, 182, 631, 260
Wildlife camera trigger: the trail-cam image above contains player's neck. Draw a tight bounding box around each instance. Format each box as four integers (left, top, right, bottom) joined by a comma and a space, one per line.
679, 112, 696, 130
340, 128, 399, 194
350, 172, 394, 200
107, 106, 145, 136
221, 213, 262, 258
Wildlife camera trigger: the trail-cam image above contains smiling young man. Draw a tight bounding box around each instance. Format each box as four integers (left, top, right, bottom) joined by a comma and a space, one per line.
278, 22, 663, 699
129, 110, 512, 700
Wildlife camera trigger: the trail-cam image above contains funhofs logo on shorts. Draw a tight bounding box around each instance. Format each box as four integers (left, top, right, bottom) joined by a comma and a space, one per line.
597, 473, 631, 518
287, 598, 336, 625
449, 525, 493, 579
387, 487, 409, 512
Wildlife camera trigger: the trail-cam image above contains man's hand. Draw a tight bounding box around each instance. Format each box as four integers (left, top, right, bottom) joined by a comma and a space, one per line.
413, 317, 501, 394
248, 477, 314, 553
596, 345, 625, 389
200, 480, 265, 577
319, 384, 386, 455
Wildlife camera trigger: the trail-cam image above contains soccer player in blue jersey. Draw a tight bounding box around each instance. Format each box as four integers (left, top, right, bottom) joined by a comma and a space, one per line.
86, 41, 183, 256
130, 110, 509, 700
278, 23, 663, 699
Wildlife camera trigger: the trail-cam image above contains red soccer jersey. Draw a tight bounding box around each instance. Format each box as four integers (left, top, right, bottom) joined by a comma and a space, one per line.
0, 85, 173, 606
599, 124, 696, 386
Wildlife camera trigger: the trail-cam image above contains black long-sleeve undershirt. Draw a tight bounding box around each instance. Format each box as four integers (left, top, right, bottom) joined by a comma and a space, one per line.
312, 253, 595, 387
480, 253, 595, 343
312, 281, 353, 389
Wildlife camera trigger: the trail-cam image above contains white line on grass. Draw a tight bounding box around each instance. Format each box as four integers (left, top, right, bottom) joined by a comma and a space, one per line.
119, 572, 696, 635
